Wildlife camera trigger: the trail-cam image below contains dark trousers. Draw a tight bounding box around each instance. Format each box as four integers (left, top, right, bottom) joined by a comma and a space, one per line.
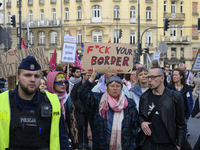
141, 139, 178, 150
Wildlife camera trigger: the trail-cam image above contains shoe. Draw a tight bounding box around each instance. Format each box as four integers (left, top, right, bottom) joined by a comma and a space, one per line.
84, 144, 91, 149
187, 133, 190, 138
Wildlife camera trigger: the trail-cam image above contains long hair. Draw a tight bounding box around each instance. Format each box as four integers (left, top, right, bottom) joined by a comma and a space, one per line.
133, 67, 148, 86
125, 66, 137, 81
169, 68, 185, 85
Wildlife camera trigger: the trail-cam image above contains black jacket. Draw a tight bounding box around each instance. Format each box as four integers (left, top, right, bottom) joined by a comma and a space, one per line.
138, 88, 186, 147
167, 84, 193, 119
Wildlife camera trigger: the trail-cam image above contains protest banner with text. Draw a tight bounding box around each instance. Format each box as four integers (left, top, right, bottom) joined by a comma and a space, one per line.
0, 47, 49, 78
82, 42, 133, 73
191, 49, 200, 72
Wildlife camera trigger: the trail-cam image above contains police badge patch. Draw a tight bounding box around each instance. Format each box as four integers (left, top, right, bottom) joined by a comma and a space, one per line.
30, 64, 35, 70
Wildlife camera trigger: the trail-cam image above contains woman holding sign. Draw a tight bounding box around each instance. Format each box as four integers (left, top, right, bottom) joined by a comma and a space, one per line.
79, 68, 138, 150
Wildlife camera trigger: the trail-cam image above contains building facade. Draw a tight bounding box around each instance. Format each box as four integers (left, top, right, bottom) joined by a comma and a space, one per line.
3, 0, 200, 69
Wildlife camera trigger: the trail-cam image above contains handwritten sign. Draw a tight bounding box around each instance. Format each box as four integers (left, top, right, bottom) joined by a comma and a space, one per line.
191, 49, 200, 72
64, 36, 77, 43
62, 43, 76, 63
82, 42, 133, 73
154, 52, 160, 61
0, 47, 49, 78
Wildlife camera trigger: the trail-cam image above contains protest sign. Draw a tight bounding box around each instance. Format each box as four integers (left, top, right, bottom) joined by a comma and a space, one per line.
154, 52, 160, 61
191, 49, 200, 72
61, 43, 76, 63
64, 36, 77, 43
0, 47, 49, 78
82, 42, 133, 73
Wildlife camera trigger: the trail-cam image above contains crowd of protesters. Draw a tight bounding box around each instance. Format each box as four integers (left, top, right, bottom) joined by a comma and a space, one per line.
0, 48, 200, 150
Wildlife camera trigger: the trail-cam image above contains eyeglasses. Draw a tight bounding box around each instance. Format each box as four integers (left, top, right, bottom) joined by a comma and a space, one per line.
54, 80, 68, 85
131, 73, 136, 76
165, 66, 169, 68
146, 75, 162, 80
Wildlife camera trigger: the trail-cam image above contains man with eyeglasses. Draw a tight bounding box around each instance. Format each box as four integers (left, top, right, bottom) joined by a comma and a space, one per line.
164, 63, 172, 84
138, 67, 186, 150
0, 55, 69, 150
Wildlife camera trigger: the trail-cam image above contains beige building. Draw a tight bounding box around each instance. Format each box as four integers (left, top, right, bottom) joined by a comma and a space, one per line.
3, 0, 200, 69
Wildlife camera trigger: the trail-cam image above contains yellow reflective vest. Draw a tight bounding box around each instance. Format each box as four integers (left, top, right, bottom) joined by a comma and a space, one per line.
0, 90, 61, 150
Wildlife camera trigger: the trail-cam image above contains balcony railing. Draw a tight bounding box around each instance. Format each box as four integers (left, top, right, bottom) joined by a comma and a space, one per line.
146, 0, 153, 2
22, 18, 62, 28
76, 0, 82, 1
90, 0, 103, 1
38, 43, 45, 46
51, 0, 56, 4
50, 43, 57, 46
64, 0, 69, 2
28, 1, 33, 6
192, 36, 199, 40
129, 0, 137, 2
39, 0, 45, 5
160, 35, 191, 44
113, 0, 121, 1
6, 2, 11, 8
164, 13, 185, 20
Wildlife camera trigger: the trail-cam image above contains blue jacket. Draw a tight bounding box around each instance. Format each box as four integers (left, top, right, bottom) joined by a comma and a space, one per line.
79, 80, 138, 150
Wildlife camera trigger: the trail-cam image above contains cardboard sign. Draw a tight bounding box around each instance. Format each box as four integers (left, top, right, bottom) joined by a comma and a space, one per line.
64, 36, 77, 43
191, 49, 200, 72
62, 43, 76, 63
0, 47, 49, 78
82, 42, 133, 73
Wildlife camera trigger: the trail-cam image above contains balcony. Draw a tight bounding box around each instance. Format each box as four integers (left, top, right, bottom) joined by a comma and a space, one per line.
6, 2, 11, 8
192, 12, 199, 16
129, 0, 137, 2
38, 43, 45, 46
192, 36, 199, 40
50, 43, 57, 46
90, 0, 103, 2
28, 1, 33, 6
51, 0, 56, 4
39, 0, 45, 5
160, 35, 191, 45
113, 0, 121, 1
164, 13, 185, 20
21, 18, 62, 28
146, 0, 153, 2
76, 0, 82, 1
64, 0, 69, 2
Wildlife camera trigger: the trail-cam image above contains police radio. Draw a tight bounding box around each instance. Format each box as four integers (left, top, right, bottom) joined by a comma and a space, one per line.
41, 105, 51, 117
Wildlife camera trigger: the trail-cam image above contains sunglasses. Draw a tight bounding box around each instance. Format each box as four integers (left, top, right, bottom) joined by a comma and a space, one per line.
54, 80, 68, 85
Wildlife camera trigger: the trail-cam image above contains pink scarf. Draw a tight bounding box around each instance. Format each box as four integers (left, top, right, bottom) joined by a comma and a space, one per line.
99, 91, 128, 150
57, 91, 68, 120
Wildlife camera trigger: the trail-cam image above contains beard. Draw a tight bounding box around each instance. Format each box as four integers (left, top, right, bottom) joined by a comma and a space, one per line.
18, 80, 38, 94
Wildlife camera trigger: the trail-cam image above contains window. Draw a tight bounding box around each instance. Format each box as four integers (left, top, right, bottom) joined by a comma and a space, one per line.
193, 47, 198, 58
114, 5, 120, 19
8, 12, 11, 23
92, 5, 102, 22
50, 31, 57, 45
180, 2, 183, 13
180, 25, 183, 37
77, 30, 82, 44
170, 24, 177, 41
171, 1, 176, 14
192, 25, 198, 39
52, 8, 56, 20
65, 31, 69, 36
92, 30, 102, 43
192, 2, 198, 14
164, 1, 167, 13
181, 48, 184, 58
29, 32, 34, 45
130, 30, 136, 45
29, 10, 33, 22
114, 30, 119, 43
77, 6, 82, 19
130, 6, 136, 23
146, 31, 151, 46
39, 32, 45, 45
146, 7, 151, 19
40, 9, 44, 21
65, 8, 69, 20
171, 48, 176, 58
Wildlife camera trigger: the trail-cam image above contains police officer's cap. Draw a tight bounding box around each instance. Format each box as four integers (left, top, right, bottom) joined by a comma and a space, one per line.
18, 56, 41, 70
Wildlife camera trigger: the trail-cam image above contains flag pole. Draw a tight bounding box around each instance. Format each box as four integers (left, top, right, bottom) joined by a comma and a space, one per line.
67, 64, 69, 80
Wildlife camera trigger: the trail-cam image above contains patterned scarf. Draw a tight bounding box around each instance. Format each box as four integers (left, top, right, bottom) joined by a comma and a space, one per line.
99, 91, 128, 150
57, 91, 68, 120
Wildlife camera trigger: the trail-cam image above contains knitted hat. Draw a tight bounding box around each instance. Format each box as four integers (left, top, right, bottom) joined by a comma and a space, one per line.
106, 76, 123, 87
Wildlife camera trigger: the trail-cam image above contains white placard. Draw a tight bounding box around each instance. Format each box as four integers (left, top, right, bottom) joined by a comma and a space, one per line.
62, 43, 76, 63
191, 53, 200, 72
154, 52, 160, 61
64, 36, 77, 43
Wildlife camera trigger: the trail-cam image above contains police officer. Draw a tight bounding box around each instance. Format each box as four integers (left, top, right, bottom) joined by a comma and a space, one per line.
0, 56, 70, 150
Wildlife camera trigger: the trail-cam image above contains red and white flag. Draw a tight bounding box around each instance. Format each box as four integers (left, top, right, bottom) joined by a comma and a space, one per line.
21, 38, 27, 49
49, 49, 56, 71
